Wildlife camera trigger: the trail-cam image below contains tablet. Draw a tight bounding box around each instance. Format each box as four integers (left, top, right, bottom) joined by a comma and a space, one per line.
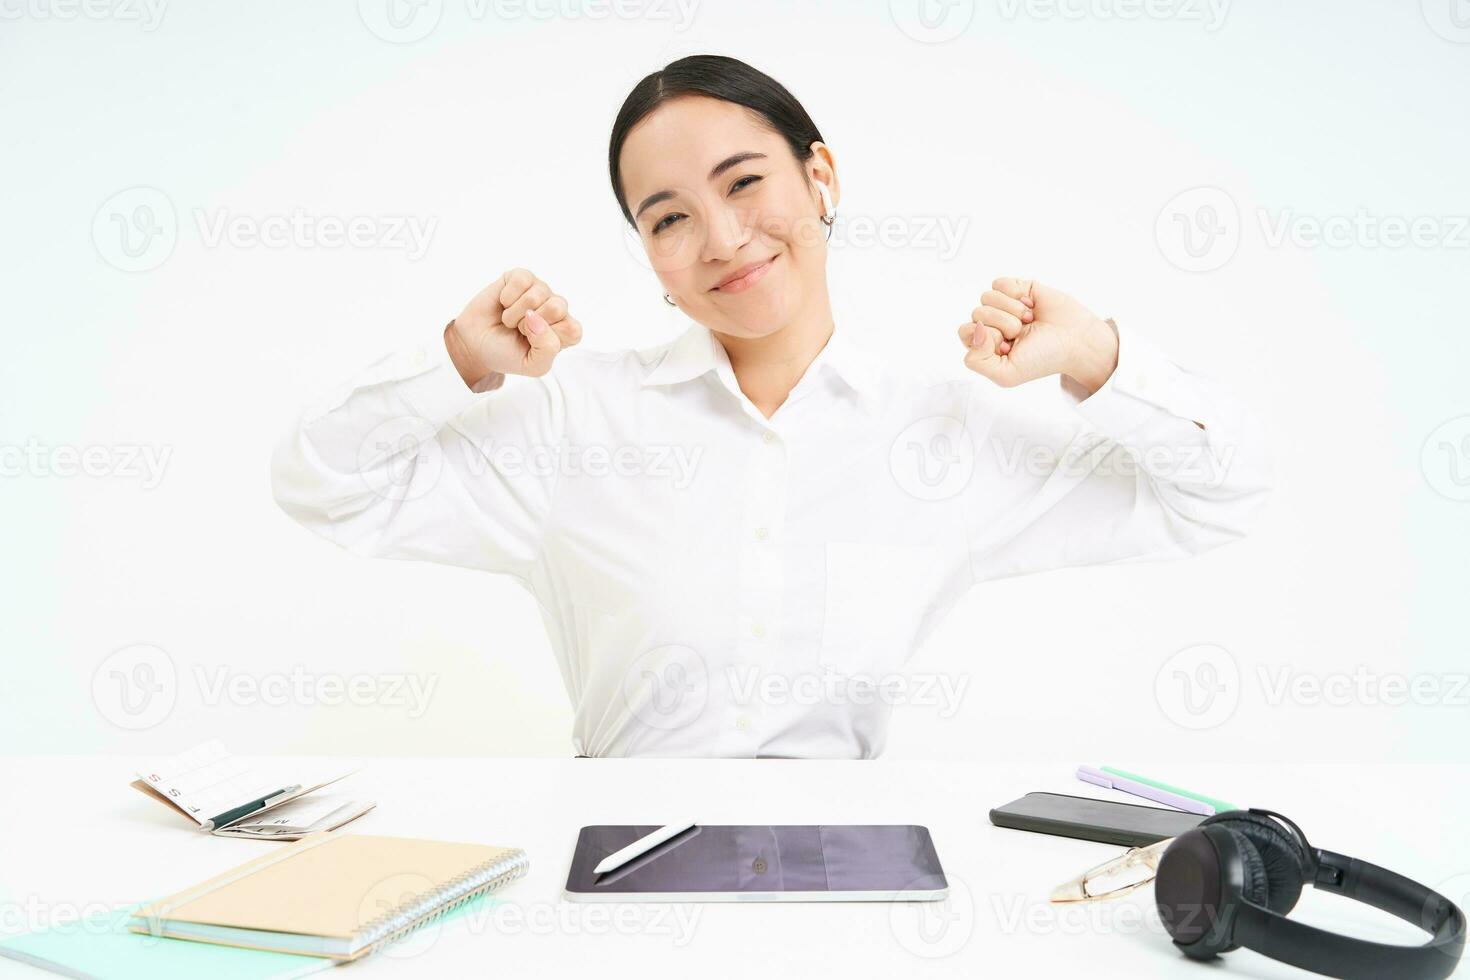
563, 824, 948, 902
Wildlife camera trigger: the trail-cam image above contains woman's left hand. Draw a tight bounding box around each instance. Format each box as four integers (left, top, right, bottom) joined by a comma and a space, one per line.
958, 276, 1120, 395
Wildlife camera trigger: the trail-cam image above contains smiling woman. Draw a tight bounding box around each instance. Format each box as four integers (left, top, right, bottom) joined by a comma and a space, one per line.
269, 54, 1272, 759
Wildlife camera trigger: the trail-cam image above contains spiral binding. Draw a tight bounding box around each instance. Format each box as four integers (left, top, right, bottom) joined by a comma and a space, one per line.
355, 847, 529, 956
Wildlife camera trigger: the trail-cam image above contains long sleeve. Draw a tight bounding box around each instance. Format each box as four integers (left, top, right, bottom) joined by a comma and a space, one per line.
965, 321, 1272, 584
270, 341, 564, 583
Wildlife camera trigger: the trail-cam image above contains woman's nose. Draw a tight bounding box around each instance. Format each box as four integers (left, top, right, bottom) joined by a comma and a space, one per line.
699, 203, 747, 264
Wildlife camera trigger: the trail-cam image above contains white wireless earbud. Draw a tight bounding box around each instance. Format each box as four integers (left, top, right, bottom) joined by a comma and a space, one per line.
817, 181, 834, 220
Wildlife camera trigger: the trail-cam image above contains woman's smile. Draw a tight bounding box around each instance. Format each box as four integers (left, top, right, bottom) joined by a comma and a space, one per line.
711, 252, 779, 294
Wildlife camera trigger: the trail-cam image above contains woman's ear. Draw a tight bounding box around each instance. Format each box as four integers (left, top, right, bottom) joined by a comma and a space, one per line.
808, 141, 840, 211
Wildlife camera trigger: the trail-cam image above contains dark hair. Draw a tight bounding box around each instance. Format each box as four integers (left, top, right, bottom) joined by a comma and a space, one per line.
608, 55, 825, 227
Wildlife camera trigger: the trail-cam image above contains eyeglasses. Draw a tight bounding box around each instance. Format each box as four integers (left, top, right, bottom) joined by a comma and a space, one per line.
1049, 837, 1175, 903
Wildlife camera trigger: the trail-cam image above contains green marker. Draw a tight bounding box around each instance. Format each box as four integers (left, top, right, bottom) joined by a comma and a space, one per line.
1101, 766, 1237, 814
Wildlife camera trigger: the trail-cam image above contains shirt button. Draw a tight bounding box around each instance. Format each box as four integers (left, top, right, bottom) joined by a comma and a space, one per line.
752, 623, 766, 639
754, 527, 769, 542
735, 714, 751, 731
762, 430, 776, 444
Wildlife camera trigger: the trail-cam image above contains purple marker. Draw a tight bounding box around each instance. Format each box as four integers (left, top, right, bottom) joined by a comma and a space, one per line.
1076, 765, 1215, 816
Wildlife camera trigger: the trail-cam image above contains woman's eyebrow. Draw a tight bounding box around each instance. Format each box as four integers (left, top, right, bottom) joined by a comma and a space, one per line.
634, 151, 769, 220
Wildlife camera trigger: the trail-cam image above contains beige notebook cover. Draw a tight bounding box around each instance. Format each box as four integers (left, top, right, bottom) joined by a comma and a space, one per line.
129, 833, 528, 960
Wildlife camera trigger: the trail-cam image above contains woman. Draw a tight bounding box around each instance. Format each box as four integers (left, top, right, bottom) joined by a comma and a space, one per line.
272, 55, 1270, 759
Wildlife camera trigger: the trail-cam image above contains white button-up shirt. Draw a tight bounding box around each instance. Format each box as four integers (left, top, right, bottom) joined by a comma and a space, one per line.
271, 320, 1270, 758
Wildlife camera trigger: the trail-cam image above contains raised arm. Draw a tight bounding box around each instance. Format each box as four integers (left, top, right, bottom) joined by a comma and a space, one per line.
957, 276, 1271, 583
270, 269, 582, 582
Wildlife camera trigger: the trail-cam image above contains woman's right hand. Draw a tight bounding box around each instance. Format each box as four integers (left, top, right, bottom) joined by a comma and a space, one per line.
444, 268, 583, 389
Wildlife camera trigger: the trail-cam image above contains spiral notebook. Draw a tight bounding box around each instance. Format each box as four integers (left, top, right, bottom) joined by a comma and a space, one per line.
128, 833, 528, 961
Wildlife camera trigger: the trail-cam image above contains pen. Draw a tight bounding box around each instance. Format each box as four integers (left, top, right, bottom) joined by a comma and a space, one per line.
594, 820, 697, 875
1077, 765, 1214, 815
203, 785, 301, 832
1100, 766, 1236, 815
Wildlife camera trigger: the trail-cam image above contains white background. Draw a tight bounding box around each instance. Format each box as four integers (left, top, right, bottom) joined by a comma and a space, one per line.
3, 0, 1468, 763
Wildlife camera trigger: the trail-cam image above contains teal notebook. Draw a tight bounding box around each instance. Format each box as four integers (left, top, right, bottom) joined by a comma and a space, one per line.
0, 905, 330, 980
0, 895, 505, 979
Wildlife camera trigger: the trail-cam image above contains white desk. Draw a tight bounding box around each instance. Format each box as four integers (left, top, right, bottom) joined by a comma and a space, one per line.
1, 758, 1465, 979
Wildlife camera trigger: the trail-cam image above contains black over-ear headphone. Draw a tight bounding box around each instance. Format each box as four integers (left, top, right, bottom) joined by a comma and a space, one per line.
1154, 808, 1466, 979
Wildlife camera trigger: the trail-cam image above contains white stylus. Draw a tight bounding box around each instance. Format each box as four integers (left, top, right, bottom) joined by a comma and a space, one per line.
593, 820, 698, 875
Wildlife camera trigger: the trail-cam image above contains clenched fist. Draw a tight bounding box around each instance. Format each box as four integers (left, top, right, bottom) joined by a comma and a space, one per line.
958, 277, 1119, 395
444, 268, 583, 390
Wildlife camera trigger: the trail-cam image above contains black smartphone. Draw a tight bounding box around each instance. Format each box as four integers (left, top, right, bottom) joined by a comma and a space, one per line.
989, 791, 1205, 847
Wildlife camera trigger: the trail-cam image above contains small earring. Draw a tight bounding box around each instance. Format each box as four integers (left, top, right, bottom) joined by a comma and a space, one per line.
663, 292, 677, 306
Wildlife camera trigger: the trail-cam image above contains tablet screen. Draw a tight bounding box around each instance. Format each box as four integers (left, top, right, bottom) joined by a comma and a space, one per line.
565, 824, 946, 897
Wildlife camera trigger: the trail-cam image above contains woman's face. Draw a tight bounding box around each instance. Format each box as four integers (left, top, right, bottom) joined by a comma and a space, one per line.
619, 95, 838, 340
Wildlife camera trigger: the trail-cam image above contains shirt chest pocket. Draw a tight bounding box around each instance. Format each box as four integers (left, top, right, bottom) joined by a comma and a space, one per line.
818, 541, 954, 675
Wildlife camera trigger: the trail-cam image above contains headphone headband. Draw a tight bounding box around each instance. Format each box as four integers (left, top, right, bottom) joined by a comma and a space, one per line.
1157, 811, 1466, 980
1232, 850, 1465, 980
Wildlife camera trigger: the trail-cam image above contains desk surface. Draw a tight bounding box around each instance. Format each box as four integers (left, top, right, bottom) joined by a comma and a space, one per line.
1, 757, 1465, 979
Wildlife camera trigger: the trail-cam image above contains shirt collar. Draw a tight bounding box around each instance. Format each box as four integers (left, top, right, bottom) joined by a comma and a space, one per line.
640, 322, 882, 412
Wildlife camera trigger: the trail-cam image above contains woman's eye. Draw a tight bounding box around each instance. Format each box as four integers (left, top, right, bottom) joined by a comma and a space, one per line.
652, 213, 685, 234
731, 175, 762, 193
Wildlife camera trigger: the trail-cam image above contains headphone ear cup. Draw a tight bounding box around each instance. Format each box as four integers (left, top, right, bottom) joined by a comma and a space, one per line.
1224, 827, 1269, 904
1203, 812, 1307, 915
